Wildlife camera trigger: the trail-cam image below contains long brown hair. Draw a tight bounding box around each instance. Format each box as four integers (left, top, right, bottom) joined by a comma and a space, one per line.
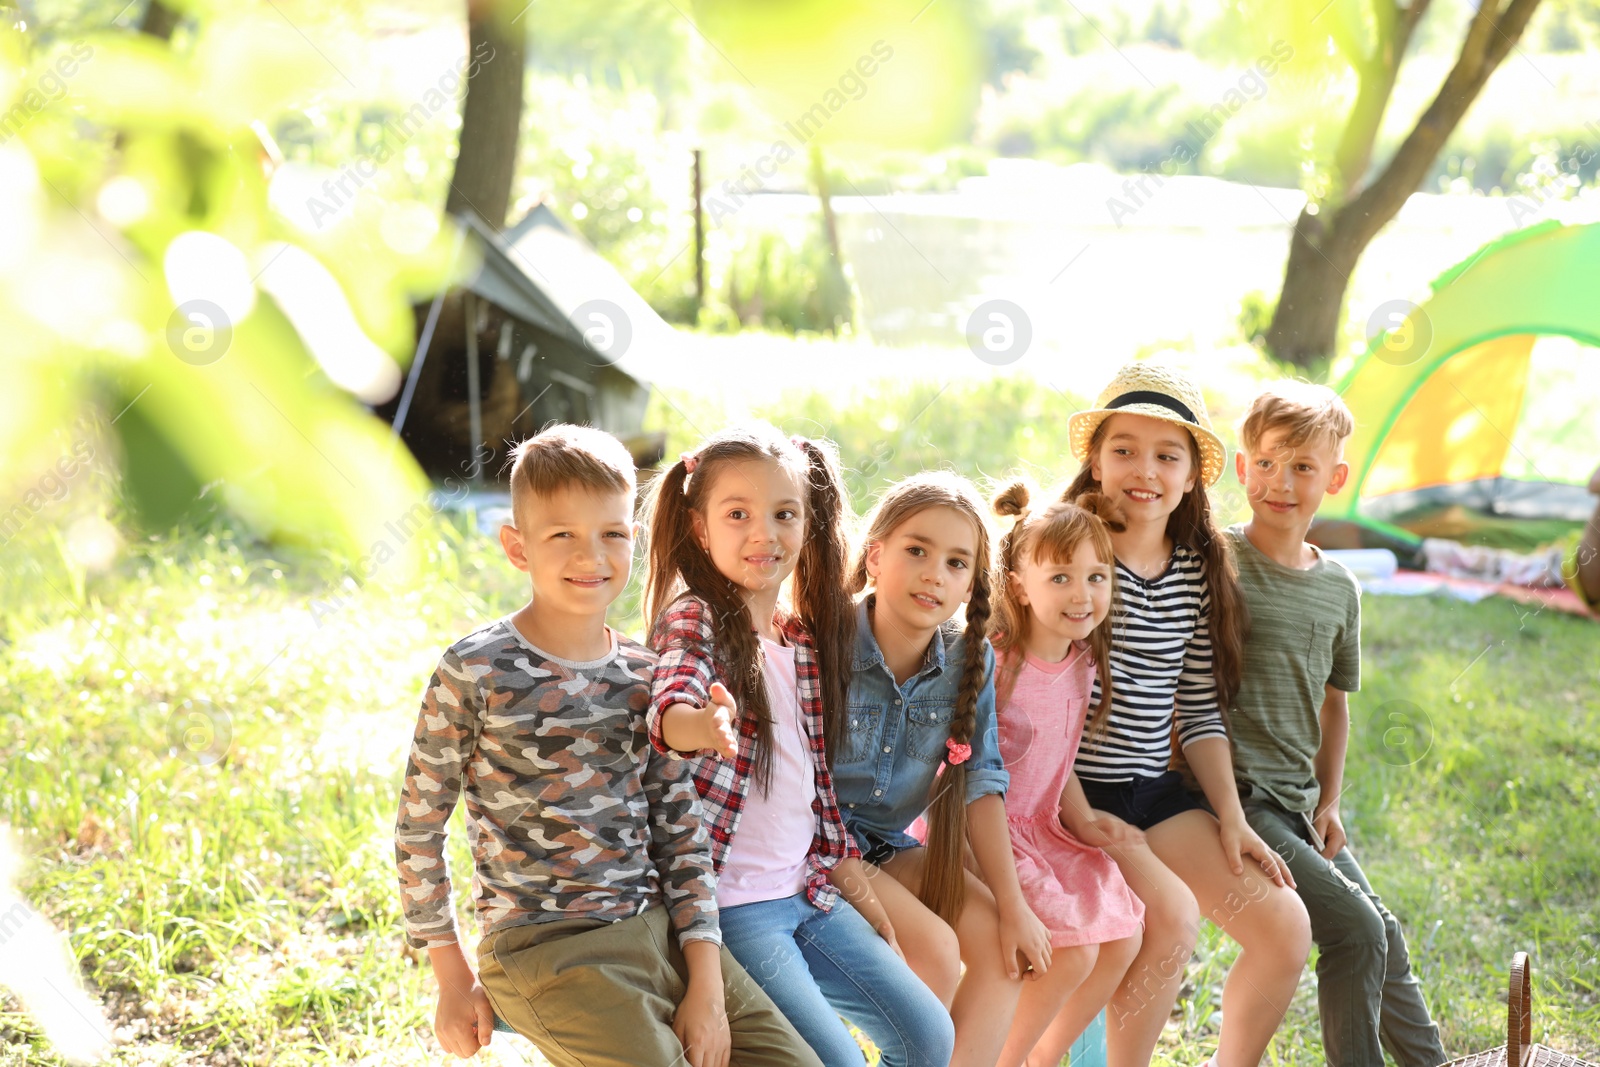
988, 480, 1121, 739
644, 424, 854, 791
1064, 417, 1248, 710
847, 471, 992, 927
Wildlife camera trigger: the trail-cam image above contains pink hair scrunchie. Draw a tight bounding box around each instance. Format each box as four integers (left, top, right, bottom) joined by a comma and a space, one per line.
945, 739, 972, 766
680, 451, 700, 474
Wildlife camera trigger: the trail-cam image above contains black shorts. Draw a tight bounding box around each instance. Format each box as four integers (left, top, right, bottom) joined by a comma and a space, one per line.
1078, 770, 1204, 831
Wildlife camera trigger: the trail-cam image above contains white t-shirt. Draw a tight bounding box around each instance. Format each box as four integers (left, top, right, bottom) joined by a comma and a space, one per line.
717, 635, 818, 908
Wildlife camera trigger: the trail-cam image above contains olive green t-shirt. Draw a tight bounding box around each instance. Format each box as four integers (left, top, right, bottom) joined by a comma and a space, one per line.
1227, 524, 1361, 815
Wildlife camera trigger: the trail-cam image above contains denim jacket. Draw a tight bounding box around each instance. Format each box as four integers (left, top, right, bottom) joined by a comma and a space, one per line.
834, 596, 1009, 856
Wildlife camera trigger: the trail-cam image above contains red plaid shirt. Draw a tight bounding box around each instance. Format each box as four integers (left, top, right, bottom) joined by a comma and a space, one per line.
647, 594, 858, 912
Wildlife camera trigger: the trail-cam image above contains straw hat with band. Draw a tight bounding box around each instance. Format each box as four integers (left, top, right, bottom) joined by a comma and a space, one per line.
1067, 362, 1227, 487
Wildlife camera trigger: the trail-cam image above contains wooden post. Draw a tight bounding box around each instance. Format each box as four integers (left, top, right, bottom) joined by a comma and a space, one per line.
692, 148, 705, 311
464, 291, 483, 486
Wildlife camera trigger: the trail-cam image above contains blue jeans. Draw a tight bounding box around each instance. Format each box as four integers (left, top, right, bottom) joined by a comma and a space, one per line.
718, 893, 954, 1067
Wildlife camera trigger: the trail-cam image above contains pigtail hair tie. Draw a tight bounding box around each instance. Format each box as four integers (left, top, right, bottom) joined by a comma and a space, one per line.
679, 451, 700, 474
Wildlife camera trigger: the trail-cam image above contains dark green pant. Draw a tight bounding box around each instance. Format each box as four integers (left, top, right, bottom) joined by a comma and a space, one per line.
1245, 799, 1447, 1067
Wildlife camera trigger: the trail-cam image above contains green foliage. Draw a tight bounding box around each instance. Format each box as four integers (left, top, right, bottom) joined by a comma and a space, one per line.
518, 0, 691, 101
1237, 289, 1276, 350
513, 74, 696, 315
1, 2, 452, 573
647, 375, 1094, 515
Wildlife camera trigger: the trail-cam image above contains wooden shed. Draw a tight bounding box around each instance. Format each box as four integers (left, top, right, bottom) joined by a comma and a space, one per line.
377, 206, 671, 481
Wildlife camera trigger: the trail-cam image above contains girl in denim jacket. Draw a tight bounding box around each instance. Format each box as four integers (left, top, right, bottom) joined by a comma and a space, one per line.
831, 471, 1051, 1067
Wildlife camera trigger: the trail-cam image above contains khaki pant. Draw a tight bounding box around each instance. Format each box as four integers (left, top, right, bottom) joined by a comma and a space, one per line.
478, 906, 824, 1067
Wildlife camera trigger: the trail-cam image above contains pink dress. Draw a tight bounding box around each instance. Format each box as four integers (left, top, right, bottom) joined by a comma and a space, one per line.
998, 645, 1144, 948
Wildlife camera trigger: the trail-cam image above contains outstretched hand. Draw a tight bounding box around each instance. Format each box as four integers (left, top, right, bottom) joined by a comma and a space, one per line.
662, 682, 738, 758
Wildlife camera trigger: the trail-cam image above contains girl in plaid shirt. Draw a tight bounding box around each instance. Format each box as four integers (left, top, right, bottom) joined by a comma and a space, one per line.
642, 425, 955, 1067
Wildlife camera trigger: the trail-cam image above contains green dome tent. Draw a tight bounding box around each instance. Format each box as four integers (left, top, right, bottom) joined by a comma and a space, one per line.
1320, 220, 1600, 550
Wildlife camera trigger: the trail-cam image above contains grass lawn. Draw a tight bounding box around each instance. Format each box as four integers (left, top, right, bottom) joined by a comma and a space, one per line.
1, 512, 1596, 1066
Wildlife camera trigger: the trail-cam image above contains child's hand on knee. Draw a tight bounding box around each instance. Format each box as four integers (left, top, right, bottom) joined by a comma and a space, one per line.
433, 980, 494, 1058
672, 976, 731, 1067
1220, 814, 1295, 889
1086, 811, 1146, 850
999, 901, 1054, 981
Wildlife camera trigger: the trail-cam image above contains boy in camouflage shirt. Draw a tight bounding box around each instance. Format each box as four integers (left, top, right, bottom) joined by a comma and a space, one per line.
394, 424, 819, 1067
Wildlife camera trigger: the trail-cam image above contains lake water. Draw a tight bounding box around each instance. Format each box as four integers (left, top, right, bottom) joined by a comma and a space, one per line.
679, 163, 1598, 481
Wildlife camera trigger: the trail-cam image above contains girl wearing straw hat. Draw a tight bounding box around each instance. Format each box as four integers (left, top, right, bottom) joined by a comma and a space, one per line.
1040, 361, 1312, 1067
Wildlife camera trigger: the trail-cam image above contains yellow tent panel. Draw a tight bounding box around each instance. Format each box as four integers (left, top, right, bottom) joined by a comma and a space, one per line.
1360, 335, 1534, 498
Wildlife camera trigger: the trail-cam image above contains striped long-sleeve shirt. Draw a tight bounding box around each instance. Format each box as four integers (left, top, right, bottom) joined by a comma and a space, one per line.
394, 619, 721, 950
1074, 543, 1228, 783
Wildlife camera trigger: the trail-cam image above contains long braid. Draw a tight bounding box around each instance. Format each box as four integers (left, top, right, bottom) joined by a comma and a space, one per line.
919, 568, 991, 926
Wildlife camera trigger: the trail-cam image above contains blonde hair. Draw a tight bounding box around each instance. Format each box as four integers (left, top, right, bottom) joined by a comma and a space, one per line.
1238, 380, 1355, 456
849, 471, 992, 927
505, 424, 636, 525
989, 481, 1121, 730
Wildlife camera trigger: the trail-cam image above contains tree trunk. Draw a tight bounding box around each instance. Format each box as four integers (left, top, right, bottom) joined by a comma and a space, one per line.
1265, 0, 1543, 370
139, 0, 179, 40
808, 143, 853, 335
1263, 210, 1363, 369
444, 0, 525, 230
809, 143, 843, 268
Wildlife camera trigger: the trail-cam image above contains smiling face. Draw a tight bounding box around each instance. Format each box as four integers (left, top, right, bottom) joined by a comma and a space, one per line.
1089, 412, 1198, 526
690, 457, 806, 602
1235, 426, 1348, 534
865, 505, 979, 638
500, 485, 636, 617
1011, 538, 1113, 650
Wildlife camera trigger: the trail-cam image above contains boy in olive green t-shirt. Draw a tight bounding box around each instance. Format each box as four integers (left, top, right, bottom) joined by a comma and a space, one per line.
1227, 383, 1446, 1067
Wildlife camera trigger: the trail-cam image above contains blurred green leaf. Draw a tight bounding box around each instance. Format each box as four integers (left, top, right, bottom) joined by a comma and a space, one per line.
692, 0, 983, 148
1, 6, 446, 579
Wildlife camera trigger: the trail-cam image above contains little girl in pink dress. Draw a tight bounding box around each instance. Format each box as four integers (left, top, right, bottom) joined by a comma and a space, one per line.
988, 482, 1146, 1067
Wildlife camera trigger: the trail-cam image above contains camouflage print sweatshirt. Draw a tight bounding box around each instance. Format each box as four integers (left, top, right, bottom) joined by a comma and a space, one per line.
394, 618, 721, 949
